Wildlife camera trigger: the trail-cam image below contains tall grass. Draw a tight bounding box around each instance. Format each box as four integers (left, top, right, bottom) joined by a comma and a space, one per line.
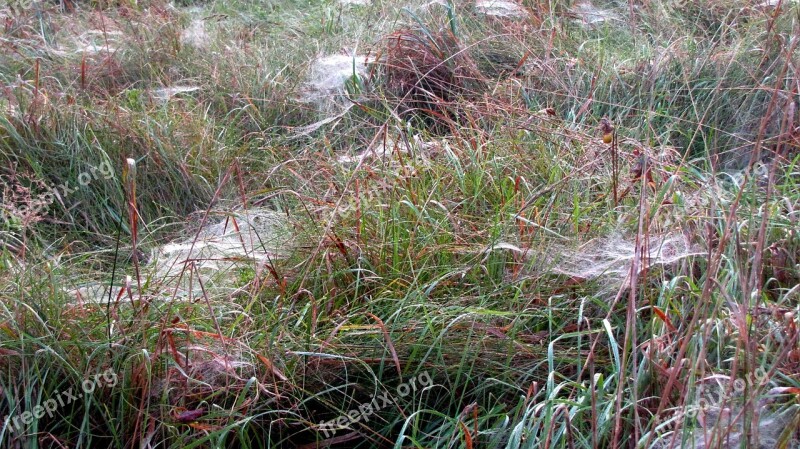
1, 0, 799, 448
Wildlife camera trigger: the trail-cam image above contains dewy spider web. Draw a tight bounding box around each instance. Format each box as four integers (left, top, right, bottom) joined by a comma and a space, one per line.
549, 231, 703, 291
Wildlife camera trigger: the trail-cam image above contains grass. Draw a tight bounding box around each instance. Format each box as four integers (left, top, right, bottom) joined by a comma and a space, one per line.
1, 0, 799, 448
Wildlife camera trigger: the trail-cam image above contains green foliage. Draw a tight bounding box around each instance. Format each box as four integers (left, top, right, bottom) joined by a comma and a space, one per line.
1, 0, 799, 448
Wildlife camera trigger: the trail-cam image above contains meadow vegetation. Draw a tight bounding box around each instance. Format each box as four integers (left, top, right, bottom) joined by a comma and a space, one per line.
0, 0, 799, 447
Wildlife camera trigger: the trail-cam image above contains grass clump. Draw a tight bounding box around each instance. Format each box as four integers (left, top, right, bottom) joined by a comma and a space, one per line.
380, 26, 486, 132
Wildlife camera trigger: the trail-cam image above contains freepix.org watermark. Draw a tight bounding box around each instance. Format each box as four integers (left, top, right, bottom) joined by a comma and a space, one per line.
4, 368, 118, 433
2, 0, 40, 10
319, 370, 432, 438
5, 161, 114, 218
686, 367, 769, 418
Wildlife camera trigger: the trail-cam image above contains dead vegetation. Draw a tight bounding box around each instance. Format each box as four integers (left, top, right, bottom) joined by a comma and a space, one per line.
379, 27, 486, 133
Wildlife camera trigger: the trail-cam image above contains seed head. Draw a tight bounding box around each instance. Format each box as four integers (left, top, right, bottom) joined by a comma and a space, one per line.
600, 117, 614, 143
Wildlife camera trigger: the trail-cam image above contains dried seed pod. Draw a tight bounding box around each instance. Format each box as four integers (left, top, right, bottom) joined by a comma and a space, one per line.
631, 153, 648, 179
600, 117, 614, 143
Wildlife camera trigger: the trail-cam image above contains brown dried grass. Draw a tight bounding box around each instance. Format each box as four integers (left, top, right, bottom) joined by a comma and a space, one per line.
379, 27, 486, 133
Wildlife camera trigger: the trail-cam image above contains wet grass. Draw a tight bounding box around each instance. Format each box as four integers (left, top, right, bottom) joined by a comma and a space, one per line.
1, 0, 799, 448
